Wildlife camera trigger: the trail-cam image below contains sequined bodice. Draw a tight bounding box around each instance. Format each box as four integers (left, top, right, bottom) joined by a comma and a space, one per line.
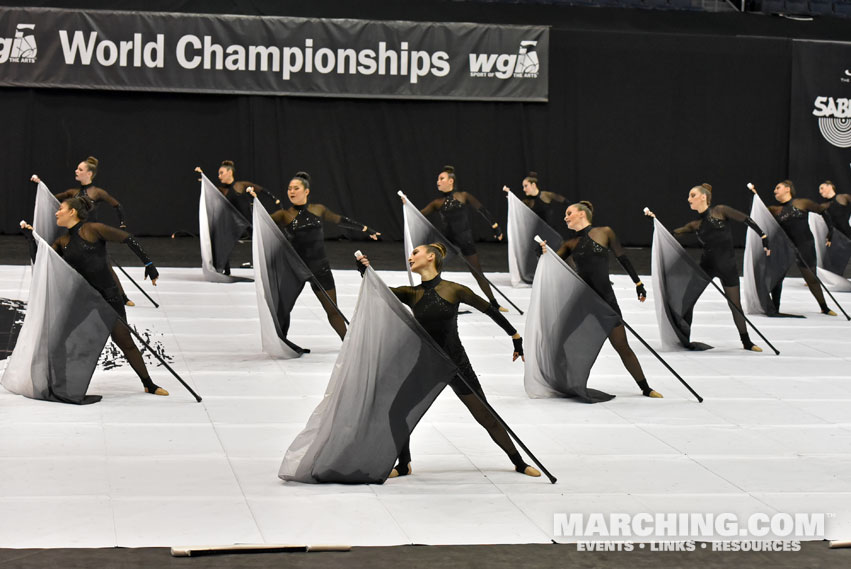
411, 277, 459, 349
62, 222, 119, 301
697, 209, 733, 252
286, 204, 327, 271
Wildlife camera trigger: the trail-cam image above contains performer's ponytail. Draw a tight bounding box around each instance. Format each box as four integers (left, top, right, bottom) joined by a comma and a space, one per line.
573, 200, 594, 223
425, 242, 447, 272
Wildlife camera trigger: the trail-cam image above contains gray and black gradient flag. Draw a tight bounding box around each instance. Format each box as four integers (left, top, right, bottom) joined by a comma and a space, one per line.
650, 218, 712, 351
743, 194, 796, 315
33, 180, 63, 246
524, 244, 620, 403
252, 203, 312, 358
1, 235, 117, 404
401, 194, 457, 285
809, 212, 851, 292
506, 190, 562, 287
199, 173, 251, 283
279, 266, 458, 484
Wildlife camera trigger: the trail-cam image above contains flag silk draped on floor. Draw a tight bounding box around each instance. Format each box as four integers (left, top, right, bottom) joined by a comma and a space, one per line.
650, 218, 712, 351
743, 194, 796, 315
524, 246, 621, 403
251, 204, 312, 358
279, 266, 459, 484
506, 191, 562, 287
199, 173, 251, 283
33, 181, 62, 245
809, 212, 851, 292
1, 236, 117, 404
401, 196, 457, 285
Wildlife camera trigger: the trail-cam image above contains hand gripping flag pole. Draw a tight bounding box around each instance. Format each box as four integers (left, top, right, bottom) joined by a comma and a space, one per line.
109, 256, 160, 308
534, 235, 703, 403
643, 207, 780, 355
354, 250, 555, 483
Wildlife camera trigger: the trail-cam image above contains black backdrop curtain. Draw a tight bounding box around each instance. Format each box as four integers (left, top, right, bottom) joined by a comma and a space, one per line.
1, 0, 841, 244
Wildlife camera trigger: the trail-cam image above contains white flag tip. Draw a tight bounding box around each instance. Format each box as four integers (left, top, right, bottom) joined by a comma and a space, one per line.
396, 190, 405, 197
533, 235, 544, 243
747, 182, 754, 189
354, 250, 363, 258
643, 207, 650, 214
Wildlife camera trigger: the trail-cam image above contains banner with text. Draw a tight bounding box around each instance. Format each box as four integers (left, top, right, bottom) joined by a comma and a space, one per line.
0, 7, 548, 101
789, 40, 851, 192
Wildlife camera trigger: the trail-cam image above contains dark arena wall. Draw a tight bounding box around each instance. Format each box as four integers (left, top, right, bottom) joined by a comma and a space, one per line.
2, 0, 848, 245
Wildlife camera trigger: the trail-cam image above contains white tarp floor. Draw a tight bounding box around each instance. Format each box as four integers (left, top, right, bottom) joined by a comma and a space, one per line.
1, 265, 849, 547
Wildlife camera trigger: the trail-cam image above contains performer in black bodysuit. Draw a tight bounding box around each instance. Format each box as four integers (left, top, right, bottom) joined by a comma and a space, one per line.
210, 160, 282, 221
357, 243, 539, 479
419, 165, 505, 310
32, 157, 134, 306
818, 180, 851, 240
766, 180, 835, 315
544, 201, 662, 398
515, 171, 569, 233
22, 196, 167, 396
36, 157, 127, 227
261, 172, 379, 340
672, 183, 770, 351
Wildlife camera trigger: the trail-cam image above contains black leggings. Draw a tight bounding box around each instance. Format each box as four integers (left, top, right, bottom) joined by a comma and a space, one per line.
109, 318, 151, 383
770, 268, 828, 312
311, 286, 347, 340
607, 324, 645, 384
396, 387, 517, 467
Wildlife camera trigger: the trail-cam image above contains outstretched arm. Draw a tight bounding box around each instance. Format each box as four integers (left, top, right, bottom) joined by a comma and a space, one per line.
671, 219, 701, 236
92, 223, 159, 284
461, 191, 503, 240
795, 198, 834, 243
317, 204, 381, 240
456, 283, 523, 360
419, 197, 442, 216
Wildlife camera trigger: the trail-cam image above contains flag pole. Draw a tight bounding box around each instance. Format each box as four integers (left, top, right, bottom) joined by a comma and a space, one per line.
642, 208, 780, 355
398, 191, 523, 314
110, 256, 160, 308
747, 184, 850, 321
534, 235, 702, 403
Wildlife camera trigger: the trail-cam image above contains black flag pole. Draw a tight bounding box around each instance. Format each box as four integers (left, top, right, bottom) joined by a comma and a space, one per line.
792, 249, 851, 321
535, 235, 703, 403
747, 184, 850, 322
706, 279, 781, 354
621, 321, 704, 403
110, 256, 160, 308
454, 372, 556, 484
116, 313, 203, 402
353, 250, 554, 483
398, 191, 524, 315
642, 208, 780, 355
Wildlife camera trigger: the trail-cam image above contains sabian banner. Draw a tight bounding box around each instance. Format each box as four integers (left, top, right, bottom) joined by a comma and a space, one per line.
789, 40, 851, 191
0, 7, 548, 101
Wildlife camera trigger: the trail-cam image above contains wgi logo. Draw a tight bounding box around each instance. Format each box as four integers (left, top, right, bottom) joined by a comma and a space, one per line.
812, 96, 851, 148
469, 40, 539, 79
0, 23, 37, 64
